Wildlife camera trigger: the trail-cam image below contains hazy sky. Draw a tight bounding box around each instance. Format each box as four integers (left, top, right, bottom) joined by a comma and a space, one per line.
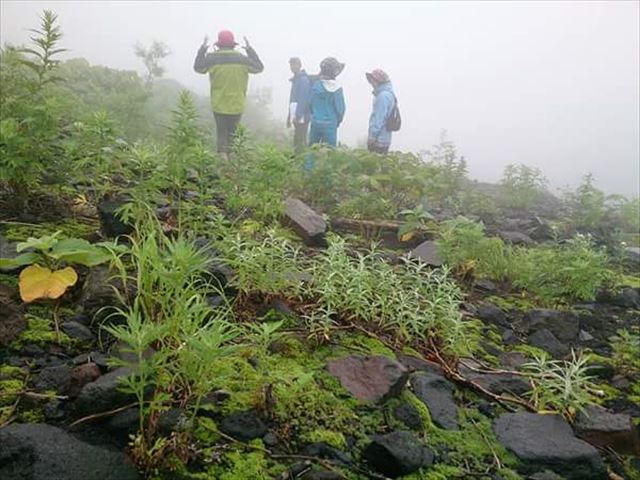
2, 1, 639, 196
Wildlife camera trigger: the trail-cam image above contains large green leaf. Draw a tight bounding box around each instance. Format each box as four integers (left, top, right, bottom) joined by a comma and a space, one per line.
49, 238, 111, 267
0, 252, 40, 270
16, 231, 62, 253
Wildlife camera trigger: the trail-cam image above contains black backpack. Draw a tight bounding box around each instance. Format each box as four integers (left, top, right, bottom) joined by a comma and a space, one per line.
386, 95, 402, 132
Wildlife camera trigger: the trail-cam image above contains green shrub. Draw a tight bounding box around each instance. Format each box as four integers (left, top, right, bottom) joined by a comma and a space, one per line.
610, 328, 640, 377
563, 173, 606, 230
437, 217, 514, 280
512, 235, 611, 303
500, 163, 548, 209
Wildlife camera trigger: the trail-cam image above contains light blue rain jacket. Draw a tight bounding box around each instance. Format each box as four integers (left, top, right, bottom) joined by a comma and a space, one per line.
368, 82, 395, 147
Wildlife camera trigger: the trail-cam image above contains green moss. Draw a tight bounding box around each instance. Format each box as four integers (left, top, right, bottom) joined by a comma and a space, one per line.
510, 344, 548, 360
336, 332, 395, 357
300, 428, 347, 449
618, 274, 640, 288
485, 295, 537, 312
0, 365, 26, 379
18, 408, 45, 423
12, 314, 73, 348
0, 378, 24, 407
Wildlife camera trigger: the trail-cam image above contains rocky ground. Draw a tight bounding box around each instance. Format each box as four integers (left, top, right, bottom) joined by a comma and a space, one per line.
1, 199, 639, 480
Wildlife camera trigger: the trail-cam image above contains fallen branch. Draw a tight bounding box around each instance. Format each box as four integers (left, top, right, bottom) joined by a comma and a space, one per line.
69, 402, 138, 427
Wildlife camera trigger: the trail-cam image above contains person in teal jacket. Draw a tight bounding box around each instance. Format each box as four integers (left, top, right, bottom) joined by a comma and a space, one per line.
309, 57, 346, 148
366, 69, 394, 154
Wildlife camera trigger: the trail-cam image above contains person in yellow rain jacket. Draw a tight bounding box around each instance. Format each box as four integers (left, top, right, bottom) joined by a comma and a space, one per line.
194, 30, 264, 157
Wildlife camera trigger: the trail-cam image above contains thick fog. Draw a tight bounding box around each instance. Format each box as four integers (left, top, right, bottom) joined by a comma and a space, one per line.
2, 1, 638, 196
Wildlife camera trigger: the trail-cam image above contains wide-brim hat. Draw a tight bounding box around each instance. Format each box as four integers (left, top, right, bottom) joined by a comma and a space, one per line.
366, 69, 390, 84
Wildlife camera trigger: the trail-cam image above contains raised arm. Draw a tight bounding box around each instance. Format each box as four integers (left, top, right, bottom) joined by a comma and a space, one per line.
194, 44, 216, 74
244, 45, 264, 74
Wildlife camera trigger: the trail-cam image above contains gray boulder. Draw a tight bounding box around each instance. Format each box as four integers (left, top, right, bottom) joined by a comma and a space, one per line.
0, 423, 138, 480
522, 309, 579, 343
574, 405, 640, 456
493, 412, 606, 479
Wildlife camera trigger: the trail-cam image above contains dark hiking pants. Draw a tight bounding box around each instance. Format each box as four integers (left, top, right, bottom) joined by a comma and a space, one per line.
293, 122, 309, 153
214, 113, 242, 153
368, 144, 389, 154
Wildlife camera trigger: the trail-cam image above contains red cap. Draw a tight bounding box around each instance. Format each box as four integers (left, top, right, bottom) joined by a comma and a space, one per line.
216, 30, 237, 47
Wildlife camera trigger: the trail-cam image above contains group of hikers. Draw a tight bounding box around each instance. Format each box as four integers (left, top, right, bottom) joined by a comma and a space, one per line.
194, 30, 400, 158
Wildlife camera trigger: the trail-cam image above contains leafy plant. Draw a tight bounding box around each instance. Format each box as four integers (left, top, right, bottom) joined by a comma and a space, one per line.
523, 350, 597, 419
397, 204, 434, 242
500, 164, 548, 210
513, 234, 612, 304
563, 173, 606, 230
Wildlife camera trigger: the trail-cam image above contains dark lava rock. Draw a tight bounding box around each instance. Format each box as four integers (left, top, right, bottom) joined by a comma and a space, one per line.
393, 401, 424, 431
498, 352, 529, 369
104, 407, 139, 439
411, 372, 458, 430
498, 230, 534, 246
502, 329, 519, 345
598, 287, 640, 309
219, 409, 267, 441
493, 412, 606, 480
396, 353, 444, 375
61, 321, 95, 342
574, 405, 640, 456
283, 197, 327, 247
327, 355, 408, 403
66, 363, 102, 398
476, 302, 508, 327
363, 431, 434, 478
303, 442, 351, 465
522, 309, 579, 343
408, 241, 443, 267
43, 399, 66, 421
79, 266, 128, 323
0, 288, 25, 347
158, 408, 190, 435
0, 423, 139, 480
33, 364, 72, 393
473, 278, 498, 293
97, 197, 134, 238
473, 373, 530, 396
527, 329, 569, 358
72, 351, 109, 371
73, 367, 136, 416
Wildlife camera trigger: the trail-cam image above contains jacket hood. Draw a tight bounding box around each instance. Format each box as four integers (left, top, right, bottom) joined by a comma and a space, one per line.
319, 79, 341, 93
373, 81, 393, 95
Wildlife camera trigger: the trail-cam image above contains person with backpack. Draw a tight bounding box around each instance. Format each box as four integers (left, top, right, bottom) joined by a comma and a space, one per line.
308, 57, 346, 148
194, 30, 264, 159
366, 69, 400, 154
287, 57, 312, 153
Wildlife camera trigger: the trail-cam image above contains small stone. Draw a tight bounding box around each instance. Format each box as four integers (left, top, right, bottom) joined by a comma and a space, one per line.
476, 302, 507, 326
528, 329, 569, 359
502, 329, 519, 345
61, 321, 95, 342
497, 231, 533, 246
393, 402, 424, 431
408, 241, 443, 267
578, 329, 594, 343
33, 364, 72, 393
411, 372, 458, 430
219, 409, 267, 441
363, 431, 434, 478
522, 309, 579, 343
66, 363, 102, 398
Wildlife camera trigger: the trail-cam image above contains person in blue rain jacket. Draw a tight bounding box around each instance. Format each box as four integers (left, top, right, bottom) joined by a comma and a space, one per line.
308, 57, 346, 148
366, 69, 395, 154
